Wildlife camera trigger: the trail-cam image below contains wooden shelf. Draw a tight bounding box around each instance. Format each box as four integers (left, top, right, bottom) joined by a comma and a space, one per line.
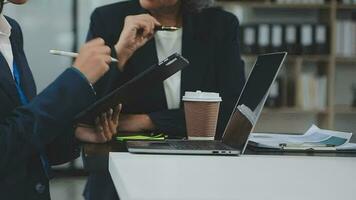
217, 1, 331, 9
291, 55, 330, 62
334, 105, 356, 114
337, 5, 356, 10
336, 57, 356, 64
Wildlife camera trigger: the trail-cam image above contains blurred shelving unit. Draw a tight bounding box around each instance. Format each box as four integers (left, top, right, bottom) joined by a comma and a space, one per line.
217, 0, 356, 133
334, 105, 356, 114
336, 57, 356, 64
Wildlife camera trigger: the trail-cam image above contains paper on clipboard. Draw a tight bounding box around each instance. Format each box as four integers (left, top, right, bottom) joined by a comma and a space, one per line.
249, 124, 355, 150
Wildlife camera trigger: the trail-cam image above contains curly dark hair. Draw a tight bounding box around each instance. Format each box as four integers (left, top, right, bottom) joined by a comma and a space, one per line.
181, 0, 215, 13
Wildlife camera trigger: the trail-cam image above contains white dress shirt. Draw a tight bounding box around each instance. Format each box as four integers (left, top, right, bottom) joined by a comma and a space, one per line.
0, 14, 13, 78
154, 28, 183, 110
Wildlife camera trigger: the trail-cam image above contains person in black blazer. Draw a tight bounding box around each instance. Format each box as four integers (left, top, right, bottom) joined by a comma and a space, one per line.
84, 0, 245, 199
88, 0, 245, 139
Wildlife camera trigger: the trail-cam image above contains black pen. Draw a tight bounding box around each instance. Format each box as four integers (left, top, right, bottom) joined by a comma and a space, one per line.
154, 26, 179, 31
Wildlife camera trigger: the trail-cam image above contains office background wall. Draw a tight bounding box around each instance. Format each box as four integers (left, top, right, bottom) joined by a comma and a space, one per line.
4, 0, 73, 92
4, 0, 356, 135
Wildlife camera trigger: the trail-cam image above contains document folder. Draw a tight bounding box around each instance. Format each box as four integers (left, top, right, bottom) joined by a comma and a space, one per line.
74, 53, 189, 125
248, 125, 356, 153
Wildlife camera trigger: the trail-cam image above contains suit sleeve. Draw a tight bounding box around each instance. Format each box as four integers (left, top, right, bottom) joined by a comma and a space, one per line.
148, 109, 186, 138
0, 68, 96, 176
214, 15, 245, 140
45, 128, 80, 165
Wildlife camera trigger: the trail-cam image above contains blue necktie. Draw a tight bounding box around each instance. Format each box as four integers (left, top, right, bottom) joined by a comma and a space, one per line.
13, 62, 52, 179
12, 62, 29, 105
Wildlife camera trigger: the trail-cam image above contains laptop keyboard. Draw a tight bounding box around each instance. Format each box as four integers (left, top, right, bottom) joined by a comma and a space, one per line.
167, 140, 234, 150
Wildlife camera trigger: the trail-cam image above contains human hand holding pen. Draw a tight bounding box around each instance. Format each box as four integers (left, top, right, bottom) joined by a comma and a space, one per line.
73, 38, 112, 84
75, 104, 122, 143
115, 14, 161, 70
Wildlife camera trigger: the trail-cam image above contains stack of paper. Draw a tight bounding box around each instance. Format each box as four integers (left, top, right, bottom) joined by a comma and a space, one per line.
249, 125, 356, 150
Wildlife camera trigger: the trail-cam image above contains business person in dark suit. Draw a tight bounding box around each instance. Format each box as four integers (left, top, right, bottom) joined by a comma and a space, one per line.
0, 35, 116, 200
84, 0, 245, 199
0, 0, 157, 198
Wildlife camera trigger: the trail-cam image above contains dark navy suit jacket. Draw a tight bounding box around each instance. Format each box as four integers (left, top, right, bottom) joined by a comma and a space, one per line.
88, 0, 246, 140
0, 17, 94, 200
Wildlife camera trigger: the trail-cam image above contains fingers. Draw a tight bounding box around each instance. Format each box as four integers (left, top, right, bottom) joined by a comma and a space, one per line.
150, 15, 161, 26
81, 38, 110, 56
92, 106, 121, 143
81, 38, 106, 52
82, 43, 111, 58
102, 55, 112, 65
95, 117, 107, 141
95, 117, 104, 134
76, 123, 94, 129
100, 104, 122, 141
86, 37, 105, 47
107, 109, 116, 134
141, 14, 161, 27
140, 17, 155, 37
73, 37, 112, 84
113, 104, 122, 120
107, 103, 122, 136
101, 113, 112, 140
92, 45, 111, 54
115, 14, 160, 70
126, 14, 160, 38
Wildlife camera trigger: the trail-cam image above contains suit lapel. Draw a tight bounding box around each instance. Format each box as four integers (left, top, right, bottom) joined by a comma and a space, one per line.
124, 1, 168, 108
181, 13, 210, 99
0, 52, 21, 105
10, 30, 36, 101
129, 36, 168, 109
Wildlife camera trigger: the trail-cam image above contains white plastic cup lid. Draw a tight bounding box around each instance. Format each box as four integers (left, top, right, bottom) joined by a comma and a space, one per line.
182, 91, 222, 102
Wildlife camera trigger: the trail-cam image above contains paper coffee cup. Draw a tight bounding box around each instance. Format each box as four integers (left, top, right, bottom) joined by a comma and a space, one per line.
183, 91, 222, 140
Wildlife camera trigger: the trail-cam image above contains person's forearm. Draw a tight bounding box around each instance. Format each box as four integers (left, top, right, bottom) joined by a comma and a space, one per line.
118, 114, 155, 132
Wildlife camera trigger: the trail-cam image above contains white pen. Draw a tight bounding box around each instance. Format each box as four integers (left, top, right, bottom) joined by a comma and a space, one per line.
49, 50, 118, 63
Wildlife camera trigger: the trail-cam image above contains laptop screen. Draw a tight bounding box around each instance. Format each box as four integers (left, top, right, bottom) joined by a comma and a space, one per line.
222, 52, 287, 152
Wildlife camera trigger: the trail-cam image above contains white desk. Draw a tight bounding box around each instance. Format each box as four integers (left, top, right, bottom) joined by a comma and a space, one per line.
109, 152, 356, 200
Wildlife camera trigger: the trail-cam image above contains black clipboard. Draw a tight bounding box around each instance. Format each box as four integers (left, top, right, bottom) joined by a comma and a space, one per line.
74, 53, 189, 124
247, 141, 356, 154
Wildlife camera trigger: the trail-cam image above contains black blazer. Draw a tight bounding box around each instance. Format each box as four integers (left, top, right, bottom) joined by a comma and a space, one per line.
88, 0, 245, 139
0, 17, 90, 200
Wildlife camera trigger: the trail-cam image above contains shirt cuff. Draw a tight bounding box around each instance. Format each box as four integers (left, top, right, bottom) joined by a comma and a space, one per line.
70, 67, 97, 96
